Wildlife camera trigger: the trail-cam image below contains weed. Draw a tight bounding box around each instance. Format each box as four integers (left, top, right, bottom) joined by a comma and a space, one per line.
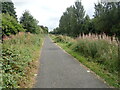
2, 33, 44, 88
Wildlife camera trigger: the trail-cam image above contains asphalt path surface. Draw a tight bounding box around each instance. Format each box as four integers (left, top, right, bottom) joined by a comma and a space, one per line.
34, 36, 108, 88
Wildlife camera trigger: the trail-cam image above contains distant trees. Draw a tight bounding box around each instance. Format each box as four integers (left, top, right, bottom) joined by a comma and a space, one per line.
40, 25, 48, 34
20, 10, 49, 34
51, 1, 120, 39
20, 10, 40, 34
82, 15, 91, 34
2, 1, 48, 37
56, 0, 85, 37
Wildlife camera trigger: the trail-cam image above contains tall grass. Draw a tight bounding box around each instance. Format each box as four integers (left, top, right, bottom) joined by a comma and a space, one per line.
2, 33, 44, 88
78, 33, 118, 45
75, 33, 118, 74
51, 34, 119, 87
71, 38, 118, 74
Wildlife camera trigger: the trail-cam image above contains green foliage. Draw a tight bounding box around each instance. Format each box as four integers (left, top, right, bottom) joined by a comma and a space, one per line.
82, 15, 96, 34
2, 13, 25, 36
52, 0, 85, 37
2, 48, 22, 88
53, 35, 65, 42
53, 35, 74, 43
20, 10, 43, 34
93, 2, 120, 37
40, 25, 48, 34
2, 33, 43, 88
2, 1, 17, 20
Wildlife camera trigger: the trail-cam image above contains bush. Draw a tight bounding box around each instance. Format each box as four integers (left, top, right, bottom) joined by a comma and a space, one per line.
53, 35, 74, 44
2, 13, 25, 36
54, 35, 64, 42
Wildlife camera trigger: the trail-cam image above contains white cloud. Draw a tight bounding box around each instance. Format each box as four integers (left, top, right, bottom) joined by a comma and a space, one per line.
12, 0, 98, 31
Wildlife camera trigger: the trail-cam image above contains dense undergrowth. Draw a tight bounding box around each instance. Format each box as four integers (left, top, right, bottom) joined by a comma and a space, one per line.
2, 33, 44, 88
51, 35, 119, 88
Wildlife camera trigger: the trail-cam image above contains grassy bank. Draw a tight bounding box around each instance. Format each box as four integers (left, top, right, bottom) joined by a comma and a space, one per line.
2, 33, 44, 88
50, 35, 119, 88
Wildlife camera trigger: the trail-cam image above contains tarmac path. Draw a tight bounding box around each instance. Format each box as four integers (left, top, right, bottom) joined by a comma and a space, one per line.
34, 36, 108, 88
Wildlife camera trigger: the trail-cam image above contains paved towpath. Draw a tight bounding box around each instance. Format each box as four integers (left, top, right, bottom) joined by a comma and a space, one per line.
34, 36, 108, 88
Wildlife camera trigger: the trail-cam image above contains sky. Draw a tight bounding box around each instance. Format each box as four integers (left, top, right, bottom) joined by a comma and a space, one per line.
12, 0, 99, 31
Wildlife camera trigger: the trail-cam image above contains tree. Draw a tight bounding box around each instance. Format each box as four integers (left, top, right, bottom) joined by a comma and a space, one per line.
2, 13, 25, 36
74, 0, 85, 36
59, 7, 74, 36
2, 1, 17, 20
57, 0, 85, 37
20, 10, 40, 34
93, 2, 120, 38
40, 25, 48, 34
52, 0, 120, 40
50, 27, 60, 34
82, 15, 90, 34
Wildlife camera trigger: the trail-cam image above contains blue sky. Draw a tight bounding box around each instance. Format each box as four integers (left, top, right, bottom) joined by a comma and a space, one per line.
12, 0, 99, 31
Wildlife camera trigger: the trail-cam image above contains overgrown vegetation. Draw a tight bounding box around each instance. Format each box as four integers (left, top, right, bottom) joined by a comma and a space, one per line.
51, 35, 119, 88
1, 0, 47, 88
2, 33, 44, 88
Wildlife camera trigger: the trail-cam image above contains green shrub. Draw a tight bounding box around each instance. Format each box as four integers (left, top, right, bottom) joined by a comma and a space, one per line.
54, 35, 64, 42
53, 35, 74, 44
2, 13, 25, 36
67, 41, 74, 47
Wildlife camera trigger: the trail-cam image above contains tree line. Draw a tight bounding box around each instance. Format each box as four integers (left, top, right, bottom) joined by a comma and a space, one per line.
2, 0, 48, 37
50, 0, 120, 40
